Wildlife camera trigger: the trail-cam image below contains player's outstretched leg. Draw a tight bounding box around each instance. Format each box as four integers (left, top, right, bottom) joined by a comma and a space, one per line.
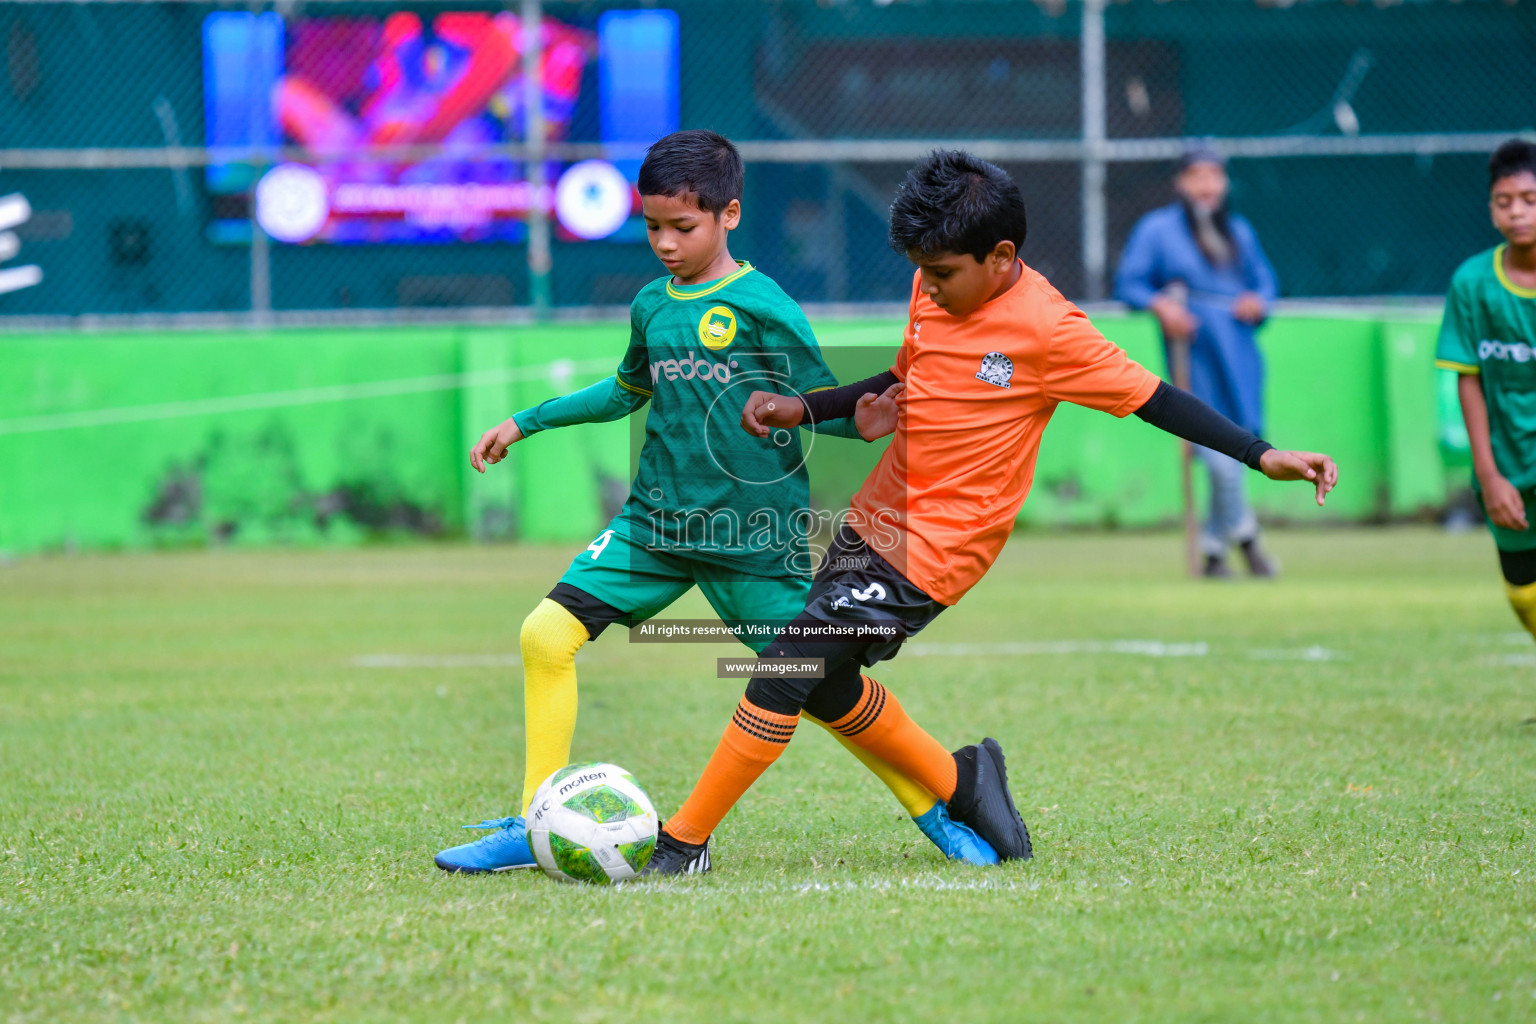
433, 816, 537, 874
821, 676, 1030, 862
948, 738, 1032, 862
808, 715, 999, 866
434, 598, 589, 874
644, 668, 1027, 875
644, 828, 713, 876
911, 802, 1000, 865
641, 696, 800, 876
701, 577, 996, 863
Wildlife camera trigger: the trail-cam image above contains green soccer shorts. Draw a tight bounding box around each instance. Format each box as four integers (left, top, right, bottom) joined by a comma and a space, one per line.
555, 512, 810, 655
1479, 488, 1536, 553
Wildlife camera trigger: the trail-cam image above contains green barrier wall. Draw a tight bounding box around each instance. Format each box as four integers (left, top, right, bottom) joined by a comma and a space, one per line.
0, 311, 1454, 555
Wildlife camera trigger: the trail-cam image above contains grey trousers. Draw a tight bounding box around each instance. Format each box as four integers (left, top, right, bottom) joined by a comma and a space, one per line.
1195, 446, 1259, 556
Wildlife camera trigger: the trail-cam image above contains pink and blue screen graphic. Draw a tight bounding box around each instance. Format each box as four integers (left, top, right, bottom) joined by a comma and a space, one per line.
204, 9, 677, 244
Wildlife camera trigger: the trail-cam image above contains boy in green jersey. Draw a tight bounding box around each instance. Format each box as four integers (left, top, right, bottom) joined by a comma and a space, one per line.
1437, 140, 1536, 636
433, 130, 994, 873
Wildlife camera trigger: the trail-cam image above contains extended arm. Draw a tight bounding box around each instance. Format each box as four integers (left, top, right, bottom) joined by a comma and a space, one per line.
1134, 380, 1337, 504
799, 371, 902, 423
470, 375, 648, 473
739, 369, 902, 444
799, 398, 864, 440
1458, 372, 1528, 530
739, 370, 903, 443
1134, 380, 1272, 468
511, 375, 649, 438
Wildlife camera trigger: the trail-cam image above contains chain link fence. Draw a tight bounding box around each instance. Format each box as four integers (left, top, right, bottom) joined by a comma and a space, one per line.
0, 0, 1531, 321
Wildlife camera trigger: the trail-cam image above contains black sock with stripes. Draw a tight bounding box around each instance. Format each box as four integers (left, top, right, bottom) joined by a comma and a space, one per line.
799, 662, 866, 723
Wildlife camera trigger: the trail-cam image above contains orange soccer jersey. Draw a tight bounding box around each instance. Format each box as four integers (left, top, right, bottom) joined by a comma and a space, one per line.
849, 263, 1161, 605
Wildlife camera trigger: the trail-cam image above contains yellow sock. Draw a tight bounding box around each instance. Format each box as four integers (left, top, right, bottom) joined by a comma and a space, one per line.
1506, 580, 1536, 639
519, 599, 589, 814
808, 715, 939, 818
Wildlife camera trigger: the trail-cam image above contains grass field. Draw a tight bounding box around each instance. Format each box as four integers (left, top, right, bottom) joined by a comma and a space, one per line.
2, 527, 1533, 1023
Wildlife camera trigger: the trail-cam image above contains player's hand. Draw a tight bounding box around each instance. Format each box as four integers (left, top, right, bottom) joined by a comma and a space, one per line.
1150, 296, 1199, 342
469, 417, 523, 473
1258, 449, 1338, 506
740, 390, 806, 438
1480, 472, 1529, 531
1232, 292, 1267, 325
854, 381, 905, 441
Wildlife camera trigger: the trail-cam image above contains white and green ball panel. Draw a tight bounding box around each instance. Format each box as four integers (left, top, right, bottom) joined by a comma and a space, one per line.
527, 762, 659, 883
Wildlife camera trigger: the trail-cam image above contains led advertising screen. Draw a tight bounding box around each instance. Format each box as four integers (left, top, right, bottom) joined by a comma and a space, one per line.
203, 9, 677, 245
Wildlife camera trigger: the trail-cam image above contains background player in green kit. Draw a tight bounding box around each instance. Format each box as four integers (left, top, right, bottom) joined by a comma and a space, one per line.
433, 130, 994, 873
1437, 139, 1536, 639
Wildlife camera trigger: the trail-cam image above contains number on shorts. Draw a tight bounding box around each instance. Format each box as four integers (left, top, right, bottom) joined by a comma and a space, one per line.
586, 529, 615, 560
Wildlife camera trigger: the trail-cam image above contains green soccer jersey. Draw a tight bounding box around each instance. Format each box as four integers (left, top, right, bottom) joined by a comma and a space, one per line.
1437, 244, 1536, 491
613, 261, 844, 578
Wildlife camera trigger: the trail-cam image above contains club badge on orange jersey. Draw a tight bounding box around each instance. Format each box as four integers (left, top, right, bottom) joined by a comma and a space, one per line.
976, 351, 1014, 388
698, 306, 738, 350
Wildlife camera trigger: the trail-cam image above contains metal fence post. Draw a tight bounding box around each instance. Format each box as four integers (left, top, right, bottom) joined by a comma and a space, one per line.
1080, 0, 1108, 302
250, 175, 272, 326
522, 0, 552, 317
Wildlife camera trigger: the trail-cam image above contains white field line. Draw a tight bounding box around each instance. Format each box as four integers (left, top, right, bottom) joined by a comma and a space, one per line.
1488, 653, 1536, 667
609, 874, 1038, 896
1246, 645, 1347, 662
905, 640, 1209, 658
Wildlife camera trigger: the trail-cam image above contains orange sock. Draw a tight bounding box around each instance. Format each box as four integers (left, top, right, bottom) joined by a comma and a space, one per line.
665, 698, 799, 845
826, 676, 957, 802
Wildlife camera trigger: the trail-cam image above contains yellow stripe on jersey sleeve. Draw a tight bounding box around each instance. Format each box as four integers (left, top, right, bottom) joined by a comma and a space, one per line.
1434, 359, 1480, 374
616, 375, 653, 396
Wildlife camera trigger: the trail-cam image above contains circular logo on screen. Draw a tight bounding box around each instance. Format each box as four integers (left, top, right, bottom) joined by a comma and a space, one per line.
255, 164, 329, 243
554, 160, 633, 240
698, 306, 738, 350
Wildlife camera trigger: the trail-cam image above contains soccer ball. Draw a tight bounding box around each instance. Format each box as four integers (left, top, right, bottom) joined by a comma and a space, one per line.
527, 762, 658, 884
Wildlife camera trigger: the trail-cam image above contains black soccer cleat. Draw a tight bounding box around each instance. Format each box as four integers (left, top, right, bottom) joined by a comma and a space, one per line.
639, 827, 712, 877
1201, 554, 1234, 579
1240, 538, 1279, 578
950, 738, 1033, 862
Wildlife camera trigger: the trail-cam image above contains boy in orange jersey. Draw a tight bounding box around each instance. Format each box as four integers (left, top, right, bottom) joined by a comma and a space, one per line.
641, 150, 1338, 876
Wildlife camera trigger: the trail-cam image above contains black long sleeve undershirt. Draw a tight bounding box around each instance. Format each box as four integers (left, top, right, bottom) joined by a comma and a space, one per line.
1133, 380, 1273, 470
798, 370, 901, 424
800, 371, 1271, 471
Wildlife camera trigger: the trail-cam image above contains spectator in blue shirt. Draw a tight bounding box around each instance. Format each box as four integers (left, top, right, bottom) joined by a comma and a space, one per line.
1116, 147, 1280, 578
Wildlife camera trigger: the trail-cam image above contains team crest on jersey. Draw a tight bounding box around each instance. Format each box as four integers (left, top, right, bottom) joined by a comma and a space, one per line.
698, 306, 738, 350
976, 351, 1013, 389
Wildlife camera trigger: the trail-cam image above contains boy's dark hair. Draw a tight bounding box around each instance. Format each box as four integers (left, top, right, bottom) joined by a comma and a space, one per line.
888, 149, 1028, 261
637, 129, 744, 215
1489, 139, 1536, 190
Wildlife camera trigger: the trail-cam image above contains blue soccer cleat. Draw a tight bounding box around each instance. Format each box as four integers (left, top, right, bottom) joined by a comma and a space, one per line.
912, 801, 1000, 865
433, 816, 538, 874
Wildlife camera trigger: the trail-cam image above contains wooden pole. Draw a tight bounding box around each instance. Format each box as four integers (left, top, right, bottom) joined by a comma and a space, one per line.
1168, 334, 1200, 578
